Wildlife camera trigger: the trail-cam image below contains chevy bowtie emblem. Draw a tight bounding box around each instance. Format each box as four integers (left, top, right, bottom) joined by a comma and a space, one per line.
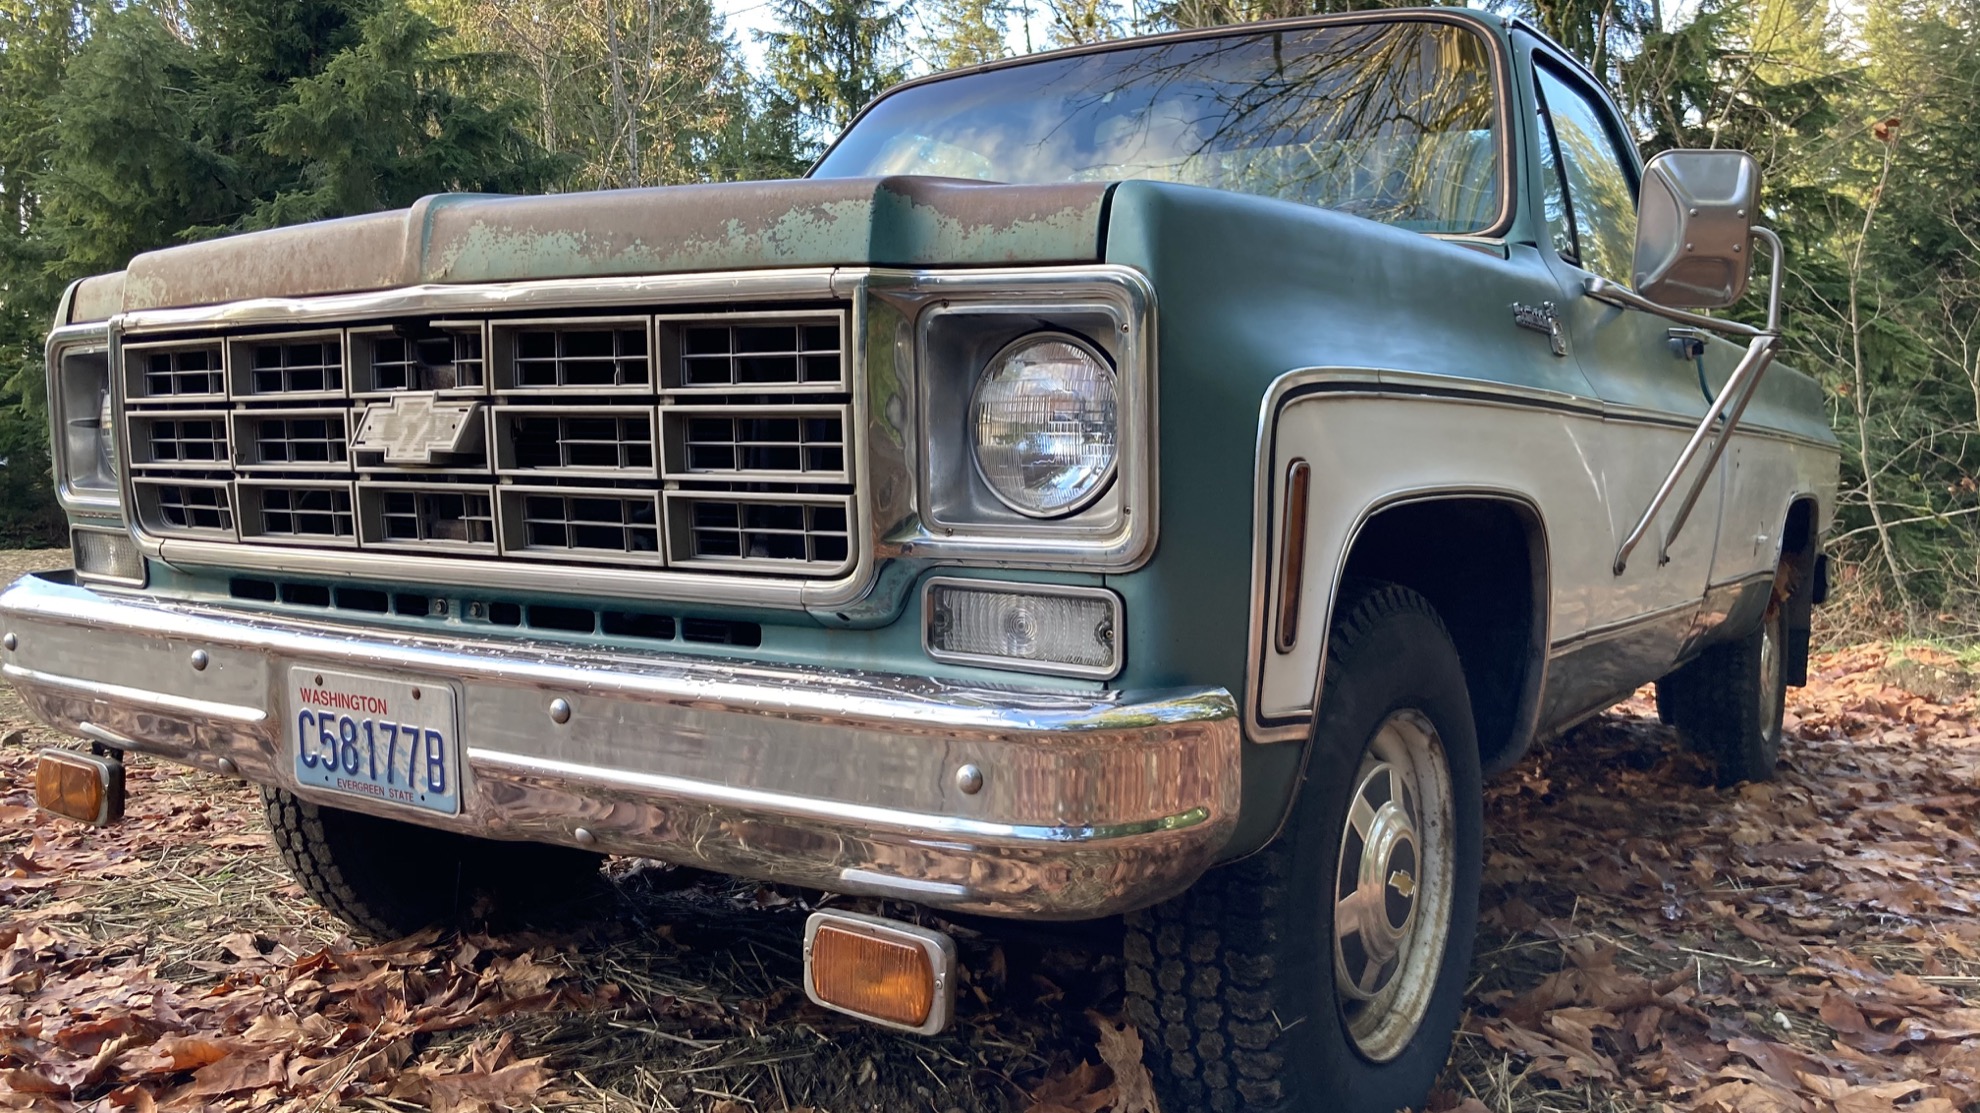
350, 394, 482, 465
1388, 869, 1417, 899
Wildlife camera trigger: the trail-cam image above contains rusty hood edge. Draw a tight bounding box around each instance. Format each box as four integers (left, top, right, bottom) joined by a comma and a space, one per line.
66, 177, 1113, 323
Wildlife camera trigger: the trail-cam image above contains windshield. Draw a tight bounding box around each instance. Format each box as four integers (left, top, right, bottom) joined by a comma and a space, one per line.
813, 19, 1504, 235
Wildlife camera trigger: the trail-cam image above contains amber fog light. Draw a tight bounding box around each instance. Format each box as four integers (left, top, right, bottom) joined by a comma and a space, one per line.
72, 528, 144, 585
924, 578, 1120, 679
35, 748, 124, 826
803, 911, 955, 1034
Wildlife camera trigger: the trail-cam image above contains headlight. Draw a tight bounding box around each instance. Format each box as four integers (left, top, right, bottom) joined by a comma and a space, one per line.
969, 333, 1118, 517
53, 346, 118, 505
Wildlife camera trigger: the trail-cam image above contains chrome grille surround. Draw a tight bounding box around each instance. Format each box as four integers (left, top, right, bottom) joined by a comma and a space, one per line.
100, 267, 1155, 612
116, 295, 859, 598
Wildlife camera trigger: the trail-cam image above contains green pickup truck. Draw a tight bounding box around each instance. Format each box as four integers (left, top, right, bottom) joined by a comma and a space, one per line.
9, 9, 1837, 1111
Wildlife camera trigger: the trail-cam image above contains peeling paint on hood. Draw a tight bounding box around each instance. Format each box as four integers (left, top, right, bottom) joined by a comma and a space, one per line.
72, 177, 1112, 321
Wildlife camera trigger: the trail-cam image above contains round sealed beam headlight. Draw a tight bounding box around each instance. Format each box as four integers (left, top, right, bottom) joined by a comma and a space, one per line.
970, 333, 1119, 518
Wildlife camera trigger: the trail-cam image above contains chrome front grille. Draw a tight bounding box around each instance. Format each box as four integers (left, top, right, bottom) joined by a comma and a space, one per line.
671, 492, 853, 573
673, 319, 843, 389
239, 481, 356, 544
496, 319, 652, 391
492, 407, 655, 477
120, 308, 856, 581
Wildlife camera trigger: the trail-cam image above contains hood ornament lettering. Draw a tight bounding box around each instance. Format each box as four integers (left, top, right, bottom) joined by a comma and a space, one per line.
350, 394, 483, 465
1512, 301, 1569, 357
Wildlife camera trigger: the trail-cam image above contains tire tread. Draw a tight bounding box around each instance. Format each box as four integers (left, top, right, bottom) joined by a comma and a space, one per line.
1123, 580, 1467, 1113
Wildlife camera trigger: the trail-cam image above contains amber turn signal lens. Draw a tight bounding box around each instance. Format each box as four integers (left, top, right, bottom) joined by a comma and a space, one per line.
807, 922, 938, 1030
34, 748, 123, 826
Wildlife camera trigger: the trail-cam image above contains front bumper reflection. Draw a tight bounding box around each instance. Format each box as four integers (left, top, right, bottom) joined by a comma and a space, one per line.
0, 573, 1240, 919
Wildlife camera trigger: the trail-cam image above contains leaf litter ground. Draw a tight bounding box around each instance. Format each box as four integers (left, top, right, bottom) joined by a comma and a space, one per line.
0, 550, 1975, 1112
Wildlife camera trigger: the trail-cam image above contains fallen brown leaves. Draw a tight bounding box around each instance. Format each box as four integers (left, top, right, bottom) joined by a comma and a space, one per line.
0, 892, 595, 1109
1, 634, 1976, 1112
1457, 643, 1980, 1113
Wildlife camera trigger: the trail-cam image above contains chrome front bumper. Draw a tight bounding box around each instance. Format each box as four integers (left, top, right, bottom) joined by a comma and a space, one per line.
0, 574, 1240, 919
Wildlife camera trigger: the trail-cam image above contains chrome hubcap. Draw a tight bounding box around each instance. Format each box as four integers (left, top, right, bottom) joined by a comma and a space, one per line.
1333, 710, 1454, 1062
1758, 611, 1783, 728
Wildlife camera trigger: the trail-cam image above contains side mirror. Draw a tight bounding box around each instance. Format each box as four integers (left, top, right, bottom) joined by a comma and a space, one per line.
1631, 150, 1762, 309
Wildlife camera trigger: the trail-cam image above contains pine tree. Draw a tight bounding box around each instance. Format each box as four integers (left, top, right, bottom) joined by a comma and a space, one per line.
0, 1, 85, 546
705, 86, 814, 180
763, 0, 906, 141
252, 4, 562, 225
1149, 0, 1405, 33
1046, 0, 1121, 45
921, 0, 1009, 71
38, 0, 557, 258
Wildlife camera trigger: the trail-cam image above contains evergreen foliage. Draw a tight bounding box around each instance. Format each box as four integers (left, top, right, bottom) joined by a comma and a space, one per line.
763, 0, 906, 140
920, 0, 1011, 69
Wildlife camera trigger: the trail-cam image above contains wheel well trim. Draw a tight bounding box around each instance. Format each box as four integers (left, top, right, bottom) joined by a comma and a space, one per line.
1243, 483, 1552, 853
1246, 367, 1560, 746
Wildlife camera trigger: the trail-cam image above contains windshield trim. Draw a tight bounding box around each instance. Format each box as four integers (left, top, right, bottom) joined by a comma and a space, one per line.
810, 9, 1519, 240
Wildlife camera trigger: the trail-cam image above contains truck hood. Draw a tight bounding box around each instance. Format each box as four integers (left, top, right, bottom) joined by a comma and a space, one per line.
67, 177, 1111, 321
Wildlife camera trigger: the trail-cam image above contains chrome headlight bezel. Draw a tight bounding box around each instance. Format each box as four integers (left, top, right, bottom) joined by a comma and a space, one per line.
894, 266, 1156, 573
968, 331, 1120, 520
46, 325, 122, 515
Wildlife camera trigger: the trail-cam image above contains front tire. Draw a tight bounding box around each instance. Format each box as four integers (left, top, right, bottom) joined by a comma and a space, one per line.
263, 787, 605, 938
1655, 597, 1787, 787
1125, 582, 1483, 1113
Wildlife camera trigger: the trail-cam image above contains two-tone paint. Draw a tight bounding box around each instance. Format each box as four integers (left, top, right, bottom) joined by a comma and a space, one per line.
18, 8, 1839, 910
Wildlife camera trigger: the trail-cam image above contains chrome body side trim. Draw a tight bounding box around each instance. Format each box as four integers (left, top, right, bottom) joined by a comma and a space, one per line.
1599, 402, 1836, 453
0, 573, 1238, 919
1244, 366, 1836, 746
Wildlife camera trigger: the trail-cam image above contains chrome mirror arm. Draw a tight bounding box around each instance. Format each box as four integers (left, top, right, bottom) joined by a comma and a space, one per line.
1583, 278, 1765, 338
1611, 227, 1784, 576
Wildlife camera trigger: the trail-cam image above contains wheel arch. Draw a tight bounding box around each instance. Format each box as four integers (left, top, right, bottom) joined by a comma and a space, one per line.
1247, 488, 1550, 858
1327, 492, 1553, 777
1777, 492, 1822, 686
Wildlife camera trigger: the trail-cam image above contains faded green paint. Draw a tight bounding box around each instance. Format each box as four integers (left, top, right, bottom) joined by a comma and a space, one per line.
87, 178, 1109, 318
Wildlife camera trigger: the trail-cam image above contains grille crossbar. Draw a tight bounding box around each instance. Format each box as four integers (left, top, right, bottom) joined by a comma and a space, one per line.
120, 309, 856, 581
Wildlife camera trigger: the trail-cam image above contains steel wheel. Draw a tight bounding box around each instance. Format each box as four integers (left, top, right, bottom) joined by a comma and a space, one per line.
1758, 606, 1784, 733
1333, 709, 1456, 1062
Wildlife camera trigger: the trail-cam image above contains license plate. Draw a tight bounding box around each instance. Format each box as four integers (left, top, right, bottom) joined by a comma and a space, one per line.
287, 666, 461, 815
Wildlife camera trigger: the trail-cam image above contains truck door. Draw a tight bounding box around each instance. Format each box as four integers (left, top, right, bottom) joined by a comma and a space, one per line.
1521, 44, 1729, 674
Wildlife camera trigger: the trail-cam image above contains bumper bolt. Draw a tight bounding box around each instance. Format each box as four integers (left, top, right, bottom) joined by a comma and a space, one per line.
573, 827, 597, 846
2, 633, 15, 651
190, 650, 209, 671
956, 764, 984, 795
215, 756, 238, 776
549, 698, 572, 724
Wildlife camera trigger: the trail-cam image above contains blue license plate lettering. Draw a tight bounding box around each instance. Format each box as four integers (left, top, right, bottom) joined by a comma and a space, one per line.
286, 667, 461, 816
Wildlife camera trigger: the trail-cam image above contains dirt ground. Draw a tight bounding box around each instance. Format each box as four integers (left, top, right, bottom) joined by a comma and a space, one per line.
1, 547, 1977, 1112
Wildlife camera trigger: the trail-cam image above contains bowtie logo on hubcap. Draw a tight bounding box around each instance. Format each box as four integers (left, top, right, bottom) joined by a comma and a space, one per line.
1387, 869, 1417, 899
